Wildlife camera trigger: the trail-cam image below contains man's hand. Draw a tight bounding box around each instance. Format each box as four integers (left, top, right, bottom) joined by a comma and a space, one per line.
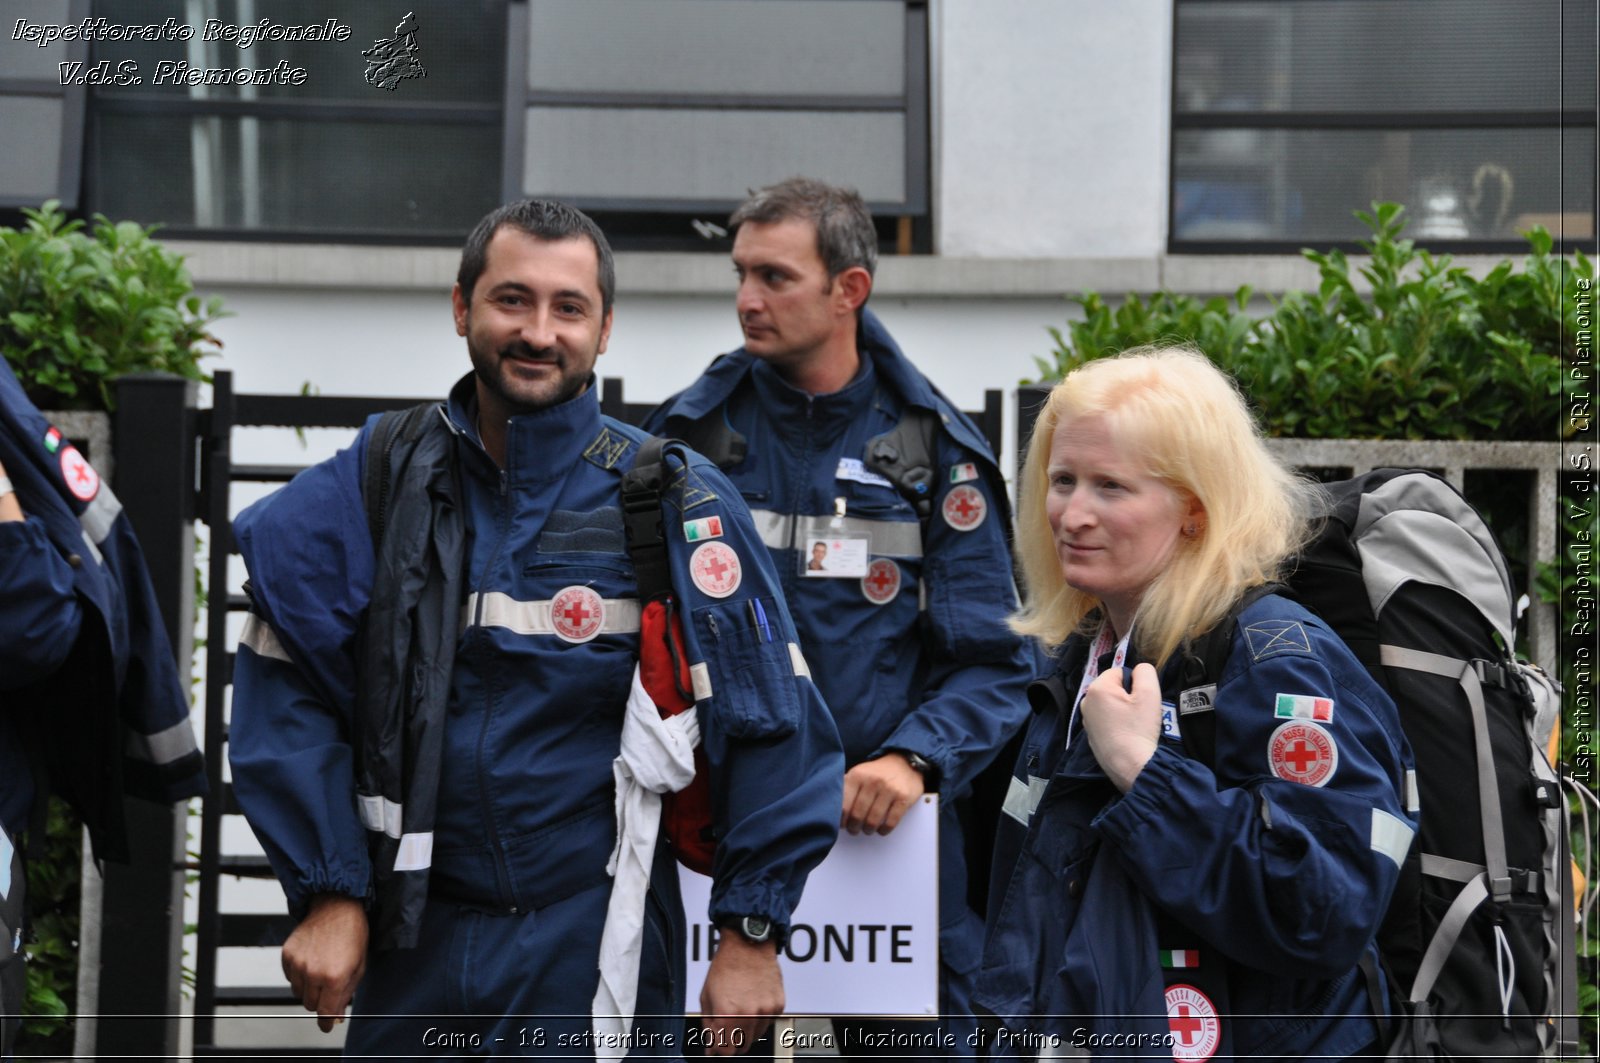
281, 894, 368, 1033
1079, 663, 1161, 793
700, 931, 783, 1055
841, 753, 925, 835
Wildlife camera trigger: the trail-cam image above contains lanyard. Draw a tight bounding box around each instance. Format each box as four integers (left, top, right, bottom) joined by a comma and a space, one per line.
1066, 622, 1132, 750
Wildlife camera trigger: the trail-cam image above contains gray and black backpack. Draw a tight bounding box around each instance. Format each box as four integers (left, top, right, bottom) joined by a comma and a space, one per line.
1180, 468, 1587, 1060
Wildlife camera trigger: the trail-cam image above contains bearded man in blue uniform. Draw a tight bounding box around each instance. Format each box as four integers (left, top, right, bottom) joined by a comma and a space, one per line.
228, 200, 844, 1057
646, 178, 1032, 1058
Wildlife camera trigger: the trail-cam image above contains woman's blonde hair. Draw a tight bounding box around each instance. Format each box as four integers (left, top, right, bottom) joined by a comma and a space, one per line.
1011, 346, 1320, 666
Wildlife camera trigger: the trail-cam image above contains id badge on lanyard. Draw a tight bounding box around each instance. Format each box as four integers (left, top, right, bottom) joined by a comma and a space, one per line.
1066, 623, 1131, 750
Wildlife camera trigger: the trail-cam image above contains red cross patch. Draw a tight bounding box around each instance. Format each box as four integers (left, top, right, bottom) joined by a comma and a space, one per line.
689, 541, 741, 599
59, 445, 100, 502
861, 558, 901, 605
550, 585, 605, 644
1164, 984, 1220, 1061
1268, 720, 1338, 787
941, 484, 986, 532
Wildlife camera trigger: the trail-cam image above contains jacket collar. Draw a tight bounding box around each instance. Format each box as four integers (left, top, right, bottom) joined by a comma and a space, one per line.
446, 371, 605, 486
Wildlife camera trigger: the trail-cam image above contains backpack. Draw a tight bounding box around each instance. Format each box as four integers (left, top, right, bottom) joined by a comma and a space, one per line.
1177, 468, 1580, 1060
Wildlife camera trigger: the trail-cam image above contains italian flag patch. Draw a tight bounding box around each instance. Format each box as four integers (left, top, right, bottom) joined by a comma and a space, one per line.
1275, 693, 1334, 721
1160, 949, 1200, 969
44, 427, 62, 453
683, 516, 724, 542
949, 462, 979, 484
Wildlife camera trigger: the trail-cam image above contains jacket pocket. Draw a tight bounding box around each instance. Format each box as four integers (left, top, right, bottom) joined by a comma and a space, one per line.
692, 597, 800, 739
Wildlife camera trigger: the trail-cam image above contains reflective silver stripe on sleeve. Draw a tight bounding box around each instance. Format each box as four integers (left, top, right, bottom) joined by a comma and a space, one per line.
239, 614, 292, 662
464, 591, 642, 635
393, 832, 434, 872
1371, 808, 1416, 869
1001, 775, 1049, 826
1405, 769, 1421, 813
79, 485, 123, 545
79, 529, 104, 567
788, 642, 812, 680
125, 719, 199, 765
690, 663, 713, 702
357, 794, 403, 840
748, 510, 924, 558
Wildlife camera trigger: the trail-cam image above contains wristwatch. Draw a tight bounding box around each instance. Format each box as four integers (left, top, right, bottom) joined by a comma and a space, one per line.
725, 915, 773, 945
898, 750, 941, 790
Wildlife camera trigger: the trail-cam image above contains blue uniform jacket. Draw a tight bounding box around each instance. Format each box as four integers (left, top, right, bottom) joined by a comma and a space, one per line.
229, 374, 843, 943
0, 360, 206, 856
646, 309, 1034, 1006
975, 594, 1417, 1061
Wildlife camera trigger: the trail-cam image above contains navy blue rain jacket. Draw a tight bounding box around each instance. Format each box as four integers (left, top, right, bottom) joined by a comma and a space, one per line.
0, 360, 206, 859
229, 375, 843, 945
975, 594, 1417, 1061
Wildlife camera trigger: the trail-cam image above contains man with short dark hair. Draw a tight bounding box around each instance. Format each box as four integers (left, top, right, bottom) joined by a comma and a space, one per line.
229, 199, 843, 1056
647, 177, 1032, 1057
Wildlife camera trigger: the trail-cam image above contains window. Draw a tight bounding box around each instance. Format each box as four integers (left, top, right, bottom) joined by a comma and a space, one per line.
0, 0, 88, 209
509, 0, 929, 250
75, 0, 930, 250
1171, 0, 1597, 251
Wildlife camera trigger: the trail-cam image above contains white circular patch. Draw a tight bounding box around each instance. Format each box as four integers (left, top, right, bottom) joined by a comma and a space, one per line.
1164, 983, 1221, 1062
689, 541, 742, 599
1268, 720, 1339, 787
550, 585, 605, 644
941, 484, 987, 532
861, 558, 901, 605
59, 445, 100, 502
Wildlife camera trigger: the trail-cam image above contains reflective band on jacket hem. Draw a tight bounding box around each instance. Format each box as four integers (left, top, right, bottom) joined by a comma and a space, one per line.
394, 832, 433, 872
748, 509, 923, 559
1371, 807, 1416, 869
125, 719, 199, 765
238, 614, 292, 662
1001, 775, 1049, 826
357, 793, 403, 840
464, 591, 642, 635
689, 662, 713, 702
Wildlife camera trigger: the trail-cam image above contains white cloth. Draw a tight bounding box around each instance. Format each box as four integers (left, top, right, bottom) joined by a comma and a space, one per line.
592, 663, 701, 1062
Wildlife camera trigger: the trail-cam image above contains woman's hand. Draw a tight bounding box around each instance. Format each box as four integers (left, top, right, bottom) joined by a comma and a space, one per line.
0, 458, 23, 522
1080, 663, 1162, 793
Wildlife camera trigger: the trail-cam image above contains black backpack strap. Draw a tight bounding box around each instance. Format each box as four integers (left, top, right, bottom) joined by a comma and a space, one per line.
620, 435, 695, 703
864, 406, 941, 521
1175, 582, 1284, 769
361, 403, 442, 549
621, 436, 676, 604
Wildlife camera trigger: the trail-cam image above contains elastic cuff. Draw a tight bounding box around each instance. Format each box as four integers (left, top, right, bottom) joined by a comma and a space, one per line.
709, 882, 794, 947
288, 868, 371, 921
1090, 743, 1188, 843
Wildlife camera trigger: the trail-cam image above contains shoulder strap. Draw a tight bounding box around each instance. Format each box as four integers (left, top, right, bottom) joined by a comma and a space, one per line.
620, 435, 676, 604
361, 403, 443, 549
863, 406, 941, 521
1175, 582, 1284, 769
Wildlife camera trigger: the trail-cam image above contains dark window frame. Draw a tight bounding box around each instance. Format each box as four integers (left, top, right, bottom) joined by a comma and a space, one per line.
0, 0, 91, 210
1168, 0, 1599, 255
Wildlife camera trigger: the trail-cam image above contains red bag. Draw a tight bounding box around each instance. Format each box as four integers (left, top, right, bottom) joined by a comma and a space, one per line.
638, 598, 715, 875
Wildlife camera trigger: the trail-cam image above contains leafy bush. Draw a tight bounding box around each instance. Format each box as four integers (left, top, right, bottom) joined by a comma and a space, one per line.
1036, 203, 1584, 442
1, 200, 223, 408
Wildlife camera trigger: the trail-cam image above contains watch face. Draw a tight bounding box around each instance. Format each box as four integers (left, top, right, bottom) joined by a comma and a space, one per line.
742, 916, 771, 942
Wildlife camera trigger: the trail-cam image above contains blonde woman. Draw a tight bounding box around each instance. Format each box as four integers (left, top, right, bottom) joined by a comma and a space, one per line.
974, 349, 1415, 1060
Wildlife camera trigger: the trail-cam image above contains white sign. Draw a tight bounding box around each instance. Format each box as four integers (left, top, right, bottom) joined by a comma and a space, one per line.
680, 796, 939, 1016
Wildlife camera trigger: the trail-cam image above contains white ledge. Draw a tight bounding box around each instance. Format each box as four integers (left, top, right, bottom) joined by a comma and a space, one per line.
162, 241, 1520, 299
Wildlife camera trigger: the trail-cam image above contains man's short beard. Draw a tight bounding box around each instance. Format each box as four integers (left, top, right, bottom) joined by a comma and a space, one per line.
468, 336, 589, 415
